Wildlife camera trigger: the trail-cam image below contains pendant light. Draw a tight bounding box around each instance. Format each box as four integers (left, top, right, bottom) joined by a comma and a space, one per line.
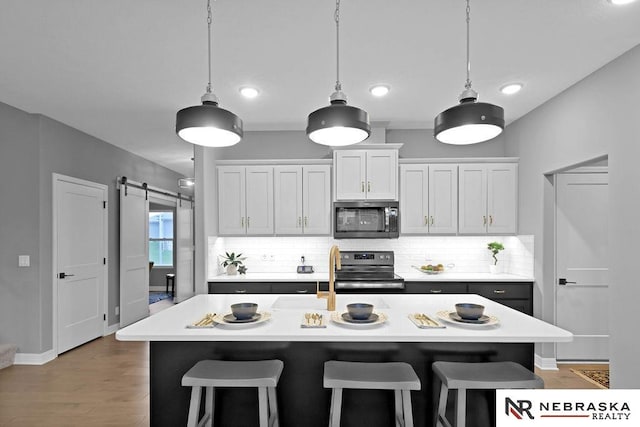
176, 0, 243, 147
434, 0, 504, 145
306, 0, 370, 146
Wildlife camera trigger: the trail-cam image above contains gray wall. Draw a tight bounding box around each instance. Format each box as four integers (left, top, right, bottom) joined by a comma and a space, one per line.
0, 102, 185, 353
504, 44, 640, 387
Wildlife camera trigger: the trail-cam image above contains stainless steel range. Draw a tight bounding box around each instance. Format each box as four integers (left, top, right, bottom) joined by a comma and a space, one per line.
335, 250, 405, 291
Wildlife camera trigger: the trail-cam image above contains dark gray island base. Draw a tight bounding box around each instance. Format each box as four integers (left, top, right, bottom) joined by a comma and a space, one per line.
150, 340, 533, 427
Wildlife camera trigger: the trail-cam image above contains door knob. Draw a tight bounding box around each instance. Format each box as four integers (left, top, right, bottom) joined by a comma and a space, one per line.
558, 278, 577, 285
58, 272, 75, 279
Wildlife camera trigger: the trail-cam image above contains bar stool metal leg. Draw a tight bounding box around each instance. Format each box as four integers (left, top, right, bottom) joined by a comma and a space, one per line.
401, 389, 414, 427
329, 388, 343, 427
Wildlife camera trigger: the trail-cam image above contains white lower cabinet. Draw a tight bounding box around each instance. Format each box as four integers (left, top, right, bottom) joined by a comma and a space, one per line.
458, 163, 517, 234
218, 166, 274, 235
274, 165, 331, 235
400, 164, 457, 234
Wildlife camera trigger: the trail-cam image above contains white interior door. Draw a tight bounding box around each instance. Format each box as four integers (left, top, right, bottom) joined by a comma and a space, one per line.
120, 185, 149, 327
556, 172, 609, 361
175, 199, 194, 302
54, 175, 107, 354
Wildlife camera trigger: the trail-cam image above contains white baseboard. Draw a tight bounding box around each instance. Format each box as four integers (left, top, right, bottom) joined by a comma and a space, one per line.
14, 349, 57, 365
105, 323, 119, 335
535, 353, 559, 370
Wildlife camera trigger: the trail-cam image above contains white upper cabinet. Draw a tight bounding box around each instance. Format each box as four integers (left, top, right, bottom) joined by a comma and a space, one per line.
458, 163, 517, 234
218, 166, 273, 235
334, 149, 398, 200
274, 165, 331, 235
400, 164, 458, 234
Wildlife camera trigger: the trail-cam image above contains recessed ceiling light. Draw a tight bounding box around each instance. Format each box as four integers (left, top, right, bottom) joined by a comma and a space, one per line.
239, 87, 259, 99
608, 0, 636, 5
500, 83, 523, 95
369, 85, 390, 97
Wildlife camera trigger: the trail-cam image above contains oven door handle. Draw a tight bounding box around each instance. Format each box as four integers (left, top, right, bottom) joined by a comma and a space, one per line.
335, 281, 405, 290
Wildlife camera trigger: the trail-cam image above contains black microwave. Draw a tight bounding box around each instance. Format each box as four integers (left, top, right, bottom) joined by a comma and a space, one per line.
334, 201, 399, 239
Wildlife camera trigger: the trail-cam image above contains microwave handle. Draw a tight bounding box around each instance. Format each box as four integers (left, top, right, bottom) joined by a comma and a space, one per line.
385, 207, 390, 232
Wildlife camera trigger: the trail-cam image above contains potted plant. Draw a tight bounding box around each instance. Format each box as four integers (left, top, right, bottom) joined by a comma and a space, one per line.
487, 242, 504, 274
220, 252, 246, 275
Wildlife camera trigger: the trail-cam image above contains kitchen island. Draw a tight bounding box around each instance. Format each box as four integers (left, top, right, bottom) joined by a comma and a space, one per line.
116, 293, 571, 426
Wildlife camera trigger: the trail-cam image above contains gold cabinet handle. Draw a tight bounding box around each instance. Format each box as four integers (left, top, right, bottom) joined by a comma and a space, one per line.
367, 181, 371, 192
483, 215, 487, 225
304, 216, 308, 227
298, 217, 302, 227
361, 182, 365, 192
241, 217, 245, 227
430, 216, 434, 225
247, 217, 250, 228
489, 215, 493, 225
424, 216, 428, 226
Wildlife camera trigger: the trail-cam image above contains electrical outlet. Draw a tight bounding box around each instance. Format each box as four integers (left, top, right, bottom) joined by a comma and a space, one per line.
115, 306, 119, 316
269, 254, 275, 262
261, 254, 268, 261
18, 255, 30, 267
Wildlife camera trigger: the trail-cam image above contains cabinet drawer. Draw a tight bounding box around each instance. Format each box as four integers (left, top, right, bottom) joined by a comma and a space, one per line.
404, 282, 467, 294
467, 283, 532, 300
271, 282, 318, 294
208, 282, 271, 294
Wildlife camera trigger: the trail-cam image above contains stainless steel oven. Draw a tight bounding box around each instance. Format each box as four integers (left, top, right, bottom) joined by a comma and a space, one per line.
334, 201, 399, 239
335, 250, 405, 291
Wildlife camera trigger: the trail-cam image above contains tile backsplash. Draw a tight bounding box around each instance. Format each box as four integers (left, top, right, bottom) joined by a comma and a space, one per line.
208, 235, 534, 279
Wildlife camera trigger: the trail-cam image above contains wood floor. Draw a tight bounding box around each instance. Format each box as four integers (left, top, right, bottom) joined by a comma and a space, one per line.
0, 301, 607, 426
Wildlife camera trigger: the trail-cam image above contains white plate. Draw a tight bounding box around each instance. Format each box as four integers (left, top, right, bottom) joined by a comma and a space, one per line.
436, 310, 500, 327
330, 311, 388, 327
213, 311, 272, 327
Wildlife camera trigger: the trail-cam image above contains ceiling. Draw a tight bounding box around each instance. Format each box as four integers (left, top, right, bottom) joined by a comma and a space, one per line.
1, 1, 639, 176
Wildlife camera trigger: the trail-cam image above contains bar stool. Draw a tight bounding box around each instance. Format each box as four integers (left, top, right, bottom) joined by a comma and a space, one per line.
181, 359, 283, 427
432, 361, 544, 427
166, 273, 175, 298
323, 360, 421, 427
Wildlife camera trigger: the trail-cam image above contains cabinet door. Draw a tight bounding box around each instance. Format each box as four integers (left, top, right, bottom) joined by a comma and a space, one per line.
245, 167, 274, 235
458, 164, 488, 234
428, 164, 458, 234
218, 166, 246, 235
400, 164, 429, 234
335, 150, 366, 200
274, 166, 303, 234
487, 163, 517, 234
366, 150, 398, 200
303, 165, 331, 234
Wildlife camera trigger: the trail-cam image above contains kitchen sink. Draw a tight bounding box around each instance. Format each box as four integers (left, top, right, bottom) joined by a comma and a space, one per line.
270, 295, 390, 310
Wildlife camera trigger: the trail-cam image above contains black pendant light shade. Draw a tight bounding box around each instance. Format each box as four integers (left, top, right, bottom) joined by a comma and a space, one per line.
434, 99, 504, 145
307, 98, 370, 146
175, 0, 243, 148
434, 0, 504, 145
176, 101, 243, 147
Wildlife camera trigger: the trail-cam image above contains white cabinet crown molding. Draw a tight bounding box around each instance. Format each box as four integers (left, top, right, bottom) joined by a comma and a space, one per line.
331, 143, 404, 151
398, 157, 519, 164
215, 159, 332, 166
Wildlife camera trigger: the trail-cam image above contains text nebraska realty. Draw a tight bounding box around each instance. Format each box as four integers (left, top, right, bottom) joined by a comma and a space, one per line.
507, 397, 631, 420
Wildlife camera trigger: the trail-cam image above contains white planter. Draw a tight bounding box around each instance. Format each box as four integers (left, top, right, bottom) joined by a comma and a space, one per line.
226, 264, 238, 275
489, 264, 499, 274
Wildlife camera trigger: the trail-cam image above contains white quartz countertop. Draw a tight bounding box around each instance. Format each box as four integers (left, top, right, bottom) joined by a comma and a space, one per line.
208, 272, 534, 282
116, 294, 570, 343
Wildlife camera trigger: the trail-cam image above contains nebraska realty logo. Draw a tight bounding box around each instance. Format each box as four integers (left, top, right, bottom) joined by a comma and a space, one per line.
496, 390, 639, 426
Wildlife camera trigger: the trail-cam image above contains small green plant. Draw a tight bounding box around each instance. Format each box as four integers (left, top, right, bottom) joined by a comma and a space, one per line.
487, 242, 505, 265
220, 252, 245, 268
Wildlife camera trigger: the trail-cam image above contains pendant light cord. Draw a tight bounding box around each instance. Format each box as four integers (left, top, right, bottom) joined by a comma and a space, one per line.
206, 0, 213, 95
334, 0, 342, 92
465, 0, 472, 90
